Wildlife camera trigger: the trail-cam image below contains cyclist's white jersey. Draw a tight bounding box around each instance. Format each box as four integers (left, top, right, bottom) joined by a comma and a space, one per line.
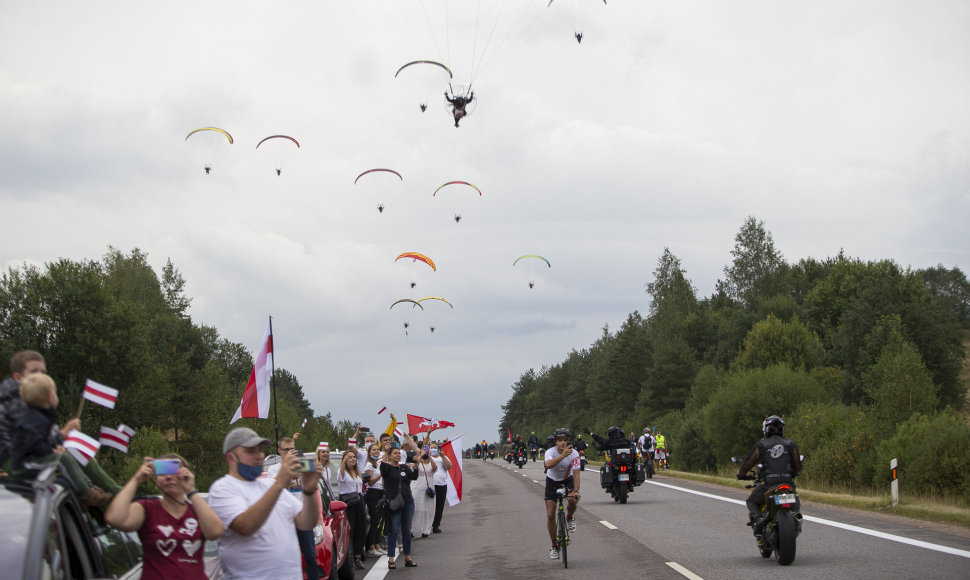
544, 448, 580, 482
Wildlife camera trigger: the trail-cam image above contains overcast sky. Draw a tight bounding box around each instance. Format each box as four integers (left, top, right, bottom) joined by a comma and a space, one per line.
2, 1, 968, 444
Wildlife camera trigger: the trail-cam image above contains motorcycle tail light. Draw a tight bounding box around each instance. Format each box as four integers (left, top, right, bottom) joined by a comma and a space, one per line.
779, 485, 791, 491
620, 465, 627, 472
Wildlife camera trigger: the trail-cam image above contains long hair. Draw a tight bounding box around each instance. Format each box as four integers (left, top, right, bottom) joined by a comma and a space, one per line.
340, 449, 360, 479
365, 443, 380, 469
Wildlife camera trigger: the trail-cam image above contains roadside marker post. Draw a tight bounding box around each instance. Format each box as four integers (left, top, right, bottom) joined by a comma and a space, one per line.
890, 458, 899, 507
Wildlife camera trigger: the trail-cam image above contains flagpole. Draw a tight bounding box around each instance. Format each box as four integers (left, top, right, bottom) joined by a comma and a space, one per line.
76, 384, 85, 418
269, 315, 279, 444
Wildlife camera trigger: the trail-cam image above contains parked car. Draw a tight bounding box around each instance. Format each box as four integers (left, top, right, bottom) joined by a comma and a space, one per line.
0, 463, 221, 579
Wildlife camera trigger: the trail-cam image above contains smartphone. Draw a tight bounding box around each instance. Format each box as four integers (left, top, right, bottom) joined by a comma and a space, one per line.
294, 457, 315, 473
423, 445, 429, 453
359, 426, 370, 432
153, 459, 181, 476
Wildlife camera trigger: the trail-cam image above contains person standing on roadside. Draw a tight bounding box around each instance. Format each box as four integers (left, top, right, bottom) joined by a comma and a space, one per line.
208, 427, 321, 580
429, 441, 451, 533
381, 442, 418, 569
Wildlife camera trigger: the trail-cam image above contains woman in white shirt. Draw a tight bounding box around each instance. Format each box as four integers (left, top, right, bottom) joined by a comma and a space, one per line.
362, 443, 386, 556
337, 450, 367, 570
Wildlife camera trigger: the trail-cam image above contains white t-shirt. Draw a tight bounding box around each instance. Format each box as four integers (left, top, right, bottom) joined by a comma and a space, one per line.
638, 434, 655, 453
337, 470, 363, 495
208, 475, 304, 580
431, 456, 449, 486
362, 461, 384, 491
544, 447, 580, 482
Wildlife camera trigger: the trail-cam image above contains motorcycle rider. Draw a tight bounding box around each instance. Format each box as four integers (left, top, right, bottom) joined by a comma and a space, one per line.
589, 426, 635, 461
737, 415, 802, 537
544, 428, 581, 559
528, 431, 540, 459
512, 434, 527, 456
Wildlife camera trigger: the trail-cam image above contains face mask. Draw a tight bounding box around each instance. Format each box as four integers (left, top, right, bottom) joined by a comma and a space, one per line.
430, 449, 439, 456
370, 454, 380, 460
233, 454, 263, 481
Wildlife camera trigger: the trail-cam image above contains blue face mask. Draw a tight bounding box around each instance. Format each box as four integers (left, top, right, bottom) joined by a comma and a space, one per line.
370, 454, 380, 460
233, 454, 263, 481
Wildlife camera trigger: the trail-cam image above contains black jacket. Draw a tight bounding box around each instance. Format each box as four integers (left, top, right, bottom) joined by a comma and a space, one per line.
380, 461, 418, 504
591, 433, 635, 460
10, 404, 59, 471
739, 434, 802, 484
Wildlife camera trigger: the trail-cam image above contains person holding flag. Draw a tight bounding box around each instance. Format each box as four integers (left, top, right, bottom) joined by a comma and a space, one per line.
9, 373, 120, 506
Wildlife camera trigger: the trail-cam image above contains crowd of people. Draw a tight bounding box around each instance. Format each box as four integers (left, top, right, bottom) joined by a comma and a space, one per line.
0, 350, 456, 578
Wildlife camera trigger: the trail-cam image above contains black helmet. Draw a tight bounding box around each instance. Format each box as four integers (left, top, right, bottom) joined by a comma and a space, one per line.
553, 427, 570, 438
763, 415, 785, 437
607, 426, 623, 439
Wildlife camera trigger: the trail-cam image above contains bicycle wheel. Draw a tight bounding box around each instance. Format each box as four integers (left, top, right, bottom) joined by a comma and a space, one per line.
557, 506, 569, 568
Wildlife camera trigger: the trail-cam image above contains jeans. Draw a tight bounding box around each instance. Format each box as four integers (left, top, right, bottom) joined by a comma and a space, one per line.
297, 527, 322, 580
432, 484, 448, 530
385, 500, 415, 559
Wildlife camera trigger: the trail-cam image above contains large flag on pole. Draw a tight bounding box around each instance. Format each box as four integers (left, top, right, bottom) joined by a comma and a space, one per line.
406, 413, 455, 434
231, 320, 274, 424
441, 435, 463, 506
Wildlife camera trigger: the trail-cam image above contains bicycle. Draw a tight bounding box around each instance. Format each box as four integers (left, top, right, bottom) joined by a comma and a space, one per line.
554, 484, 573, 568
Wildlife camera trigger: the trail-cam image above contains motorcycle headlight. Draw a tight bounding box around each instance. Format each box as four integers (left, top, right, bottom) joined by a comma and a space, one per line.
313, 523, 324, 545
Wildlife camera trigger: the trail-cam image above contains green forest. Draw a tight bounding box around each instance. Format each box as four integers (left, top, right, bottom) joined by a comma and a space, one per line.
500, 217, 970, 502
0, 248, 358, 490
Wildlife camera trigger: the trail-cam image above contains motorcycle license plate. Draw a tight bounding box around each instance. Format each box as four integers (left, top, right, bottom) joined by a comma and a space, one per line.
774, 494, 797, 505
618, 474, 630, 482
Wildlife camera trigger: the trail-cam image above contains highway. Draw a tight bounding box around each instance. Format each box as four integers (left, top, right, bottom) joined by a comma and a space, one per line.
355, 457, 970, 579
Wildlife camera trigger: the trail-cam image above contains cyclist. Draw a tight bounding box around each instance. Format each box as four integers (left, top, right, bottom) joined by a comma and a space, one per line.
544, 428, 581, 560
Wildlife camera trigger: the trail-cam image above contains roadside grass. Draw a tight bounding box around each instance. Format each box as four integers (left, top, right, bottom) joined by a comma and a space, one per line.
655, 468, 970, 528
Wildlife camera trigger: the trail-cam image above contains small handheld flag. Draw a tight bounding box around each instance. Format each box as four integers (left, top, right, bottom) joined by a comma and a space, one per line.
301, 418, 308, 429
83, 379, 118, 409
117, 424, 136, 438
99, 426, 130, 453
65, 430, 101, 466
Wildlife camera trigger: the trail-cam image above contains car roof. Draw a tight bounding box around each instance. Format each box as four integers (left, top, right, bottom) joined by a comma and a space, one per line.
0, 479, 51, 580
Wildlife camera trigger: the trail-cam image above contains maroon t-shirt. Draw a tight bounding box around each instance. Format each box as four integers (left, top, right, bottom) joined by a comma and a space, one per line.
137, 499, 206, 580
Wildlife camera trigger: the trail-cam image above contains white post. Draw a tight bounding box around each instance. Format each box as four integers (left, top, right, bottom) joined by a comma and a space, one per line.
890, 458, 899, 507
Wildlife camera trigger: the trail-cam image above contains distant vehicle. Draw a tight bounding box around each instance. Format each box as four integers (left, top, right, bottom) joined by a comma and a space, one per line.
0, 464, 221, 579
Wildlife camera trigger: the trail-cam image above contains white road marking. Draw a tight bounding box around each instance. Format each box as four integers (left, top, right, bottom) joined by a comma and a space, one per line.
599, 520, 619, 530
646, 480, 970, 559
533, 479, 541, 484
361, 556, 388, 580
666, 561, 704, 580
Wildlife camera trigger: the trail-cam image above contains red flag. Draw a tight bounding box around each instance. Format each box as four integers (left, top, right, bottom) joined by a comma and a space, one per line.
441, 436, 463, 506
507, 426, 513, 443
65, 430, 100, 466
99, 426, 130, 452
377, 405, 387, 415
231, 319, 274, 424
406, 413, 455, 434
83, 379, 118, 409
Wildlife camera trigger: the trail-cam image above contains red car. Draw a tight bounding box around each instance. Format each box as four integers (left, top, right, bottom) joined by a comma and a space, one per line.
305, 478, 355, 580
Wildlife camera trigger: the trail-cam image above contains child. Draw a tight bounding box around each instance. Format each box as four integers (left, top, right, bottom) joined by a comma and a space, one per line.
10, 374, 113, 506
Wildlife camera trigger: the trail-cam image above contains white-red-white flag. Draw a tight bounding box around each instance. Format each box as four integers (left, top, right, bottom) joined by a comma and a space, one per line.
231, 319, 274, 424
83, 379, 118, 409
65, 430, 100, 466
406, 413, 455, 434
301, 417, 307, 428
441, 436, 463, 506
117, 424, 136, 439
99, 426, 130, 453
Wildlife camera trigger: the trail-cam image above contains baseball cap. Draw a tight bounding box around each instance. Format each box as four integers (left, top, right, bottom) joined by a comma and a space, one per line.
222, 427, 270, 455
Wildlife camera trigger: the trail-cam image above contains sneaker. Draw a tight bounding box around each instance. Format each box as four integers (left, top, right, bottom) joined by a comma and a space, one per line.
368, 549, 382, 557
549, 547, 559, 559
567, 518, 577, 533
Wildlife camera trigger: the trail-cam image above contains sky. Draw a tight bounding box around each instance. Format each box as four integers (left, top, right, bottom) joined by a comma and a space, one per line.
2, 1, 968, 445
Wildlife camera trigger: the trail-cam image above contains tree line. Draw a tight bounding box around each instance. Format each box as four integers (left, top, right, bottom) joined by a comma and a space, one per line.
500, 217, 970, 502
0, 248, 356, 490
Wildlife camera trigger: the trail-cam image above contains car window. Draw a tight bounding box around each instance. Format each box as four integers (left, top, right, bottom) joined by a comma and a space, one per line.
58, 502, 95, 579
91, 519, 142, 576
317, 481, 333, 517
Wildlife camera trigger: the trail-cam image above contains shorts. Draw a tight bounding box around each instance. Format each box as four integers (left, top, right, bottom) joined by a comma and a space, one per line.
544, 475, 575, 501
655, 449, 667, 460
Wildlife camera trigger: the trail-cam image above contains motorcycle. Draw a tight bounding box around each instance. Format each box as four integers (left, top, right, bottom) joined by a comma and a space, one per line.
504, 450, 513, 463
488, 447, 496, 460
529, 445, 539, 462
515, 448, 527, 469
598, 446, 645, 503
578, 449, 587, 471
735, 460, 802, 566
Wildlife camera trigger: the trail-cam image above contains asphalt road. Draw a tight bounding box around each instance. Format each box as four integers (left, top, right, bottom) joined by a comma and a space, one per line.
354, 457, 970, 580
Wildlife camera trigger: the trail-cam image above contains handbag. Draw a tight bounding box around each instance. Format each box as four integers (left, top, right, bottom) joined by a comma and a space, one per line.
340, 492, 362, 507
423, 463, 435, 498
387, 488, 405, 512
